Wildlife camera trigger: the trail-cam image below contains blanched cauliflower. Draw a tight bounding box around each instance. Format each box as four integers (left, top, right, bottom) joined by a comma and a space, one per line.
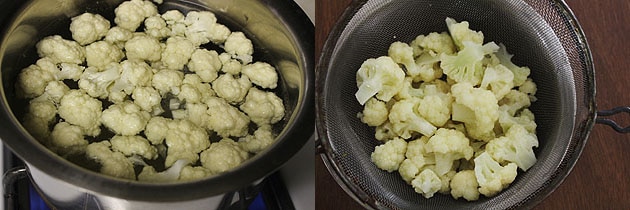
114, 0, 158, 31
177, 74, 215, 104
36, 35, 85, 64
200, 138, 249, 174
241, 62, 278, 89
388, 98, 436, 139
187, 49, 221, 82
219, 52, 243, 75
411, 32, 456, 56
239, 87, 284, 126
78, 64, 121, 99
132, 86, 162, 113
144, 116, 170, 145
110, 135, 158, 160
15, 64, 56, 98
58, 90, 102, 136
371, 137, 407, 172
445, 17, 484, 50
35, 57, 85, 81
426, 128, 474, 175
69, 13, 110, 45
50, 122, 88, 156
161, 36, 195, 70
358, 97, 388, 127
440, 41, 498, 86
162, 10, 187, 37
184, 11, 231, 46
474, 152, 518, 197
101, 101, 151, 136
451, 82, 499, 141
416, 84, 453, 127
105, 27, 133, 48
164, 119, 210, 167
179, 166, 213, 181
450, 170, 479, 201
86, 141, 135, 179
496, 43, 531, 86
388, 41, 419, 77
212, 74, 252, 104
22, 98, 57, 141
151, 69, 184, 95
144, 15, 170, 39
355, 56, 405, 105
205, 96, 251, 138
485, 124, 538, 171
238, 125, 275, 154
223, 32, 253, 64
411, 168, 442, 199
85, 41, 125, 68
138, 159, 189, 182
124, 34, 162, 62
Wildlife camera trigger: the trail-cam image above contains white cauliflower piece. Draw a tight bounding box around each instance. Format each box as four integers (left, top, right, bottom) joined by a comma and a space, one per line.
110, 135, 158, 160
212, 74, 251, 104
241, 62, 278, 89
371, 137, 407, 172
474, 152, 518, 197
388, 98, 437, 139
78, 63, 121, 99
439, 41, 498, 86
355, 56, 405, 105
35, 57, 85, 81
498, 107, 537, 134
480, 64, 515, 100
238, 125, 275, 154
144, 15, 170, 39
86, 141, 135, 179
224, 32, 253, 64
219, 52, 242, 75
451, 82, 499, 141
184, 11, 231, 46
205, 96, 251, 138
388, 41, 420, 77
69, 13, 110, 45
114, 0, 158, 31
37, 81, 70, 104
179, 166, 212, 181
36, 35, 85, 64
184, 103, 211, 129
144, 116, 170, 145
177, 74, 215, 104
101, 101, 151, 136
162, 10, 187, 37
410, 32, 456, 56
85, 41, 124, 68
110, 60, 153, 95
411, 168, 442, 199
374, 121, 398, 142
151, 69, 184, 95
124, 34, 162, 62
495, 43, 530, 86
50, 122, 88, 156
161, 36, 195, 70
450, 170, 480, 201
138, 159, 189, 182
426, 128, 474, 175
445, 17, 484, 50
239, 87, 284, 126
398, 137, 434, 183
58, 90, 102, 136
200, 138, 249, 174
499, 89, 532, 116
132, 86, 162, 114
164, 119, 210, 167
187, 49, 221, 82
358, 97, 388, 127
15, 64, 55, 98
417, 84, 453, 127
486, 124, 539, 171
21, 97, 58, 141
105, 26, 133, 48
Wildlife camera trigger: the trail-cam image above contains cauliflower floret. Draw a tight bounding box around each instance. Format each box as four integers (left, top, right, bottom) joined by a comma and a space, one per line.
15, 64, 55, 98
495, 43, 530, 86
37, 81, 70, 104
21, 97, 58, 141
58, 90, 102, 136
35, 57, 85, 81
411, 32, 457, 56
440, 41, 498, 86
238, 125, 275, 154
162, 10, 187, 37
184, 11, 232, 46
114, 0, 158, 31
212, 74, 252, 104
413, 53, 443, 83
398, 137, 434, 183
86, 141, 135, 179
480, 64, 515, 100
176, 74, 215, 104
355, 56, 405, 105
144, 116, 170, 145
151, 69, 184, 95
179, 166, 212, 181
105, 26, 133, 48
219, 52, 243, 75
132, 86, 162, 113
426, 128, 474, 175
164, 119, 210, 167
101, 101, 151, 136
239, 87, 284, 126
371, 137, 407, 172
200, 138, 249, 174
474, 152, 518, 197
205, 96, 251, 137
417, 84, 453, 127
411, 168, 442, 199
358, 97, 388, 127
498, 107, 537, 134
374, 121, 398, 142
50, 122, 88, 156
223, 32, 253, 64
388, 98, 437, 139
110, 60, 154, 96
36, 35, 85, 65
78, 64, 121, 99
110, 135, 158, 160
486, 124, 539, 171
144, 15, 170, 39
22, 114, 53, 143
388, 41, 420, 77
241, 62, 278, 89
499, 89, 531, 116
69, 13, 110, 45
187, 49, 221, 82
138, 159, 189, 182
451, 82, 499, 141
445, 17, 484, 50
85, 41, 124, 68
161, 36, 195, 70
124, 34, 162, 62
450, 170, 480, 201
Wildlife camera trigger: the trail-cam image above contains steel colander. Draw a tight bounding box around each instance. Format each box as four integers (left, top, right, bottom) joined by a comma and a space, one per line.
316, 0, 598, 209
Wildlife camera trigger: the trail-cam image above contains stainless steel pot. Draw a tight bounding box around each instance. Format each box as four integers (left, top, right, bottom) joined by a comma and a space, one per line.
0, 0, 314, 209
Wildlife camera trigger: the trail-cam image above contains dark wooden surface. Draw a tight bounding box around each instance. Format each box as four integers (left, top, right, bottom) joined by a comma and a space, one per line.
314, 0, 630, 209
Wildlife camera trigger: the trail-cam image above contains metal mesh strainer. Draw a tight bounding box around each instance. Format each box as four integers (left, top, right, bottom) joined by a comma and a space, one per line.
316, 0, 596, 209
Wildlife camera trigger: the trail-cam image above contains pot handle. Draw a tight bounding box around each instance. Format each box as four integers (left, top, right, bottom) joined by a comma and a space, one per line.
596, 106, 630, 133
3, 167, 28, 210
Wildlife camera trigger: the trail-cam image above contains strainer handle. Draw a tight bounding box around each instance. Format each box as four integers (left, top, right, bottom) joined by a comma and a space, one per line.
595, 106, 630, 133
